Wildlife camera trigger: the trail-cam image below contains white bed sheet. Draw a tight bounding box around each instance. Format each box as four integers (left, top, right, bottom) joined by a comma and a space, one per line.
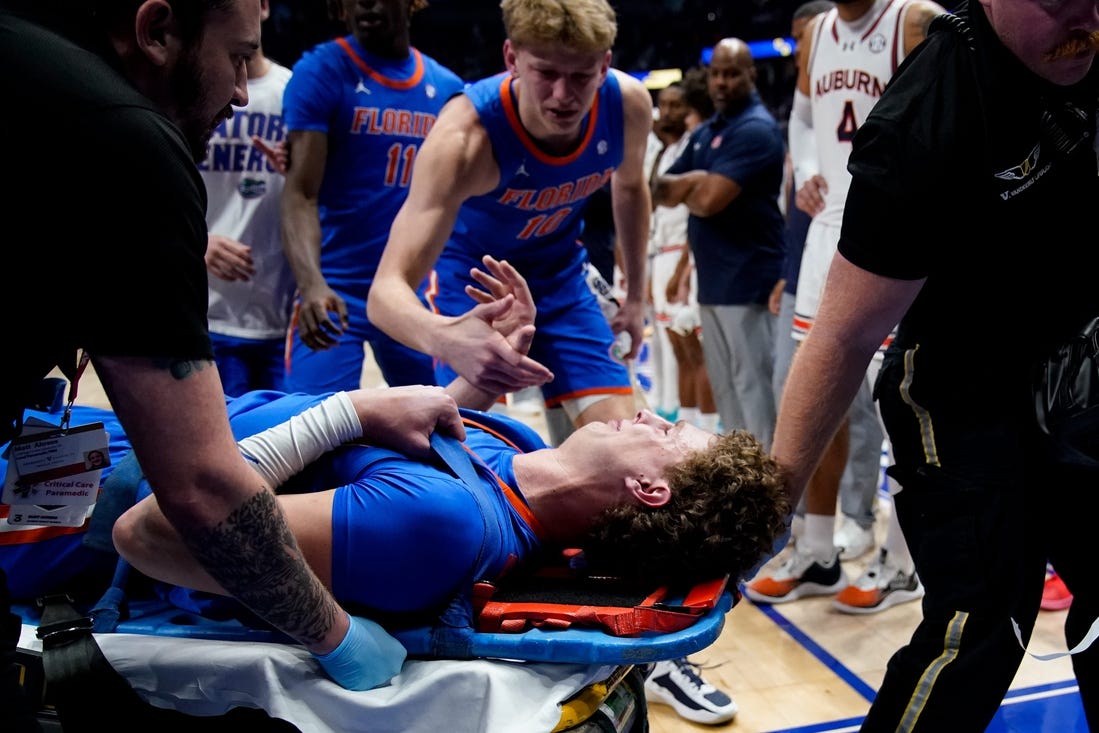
20, 624, 617, 733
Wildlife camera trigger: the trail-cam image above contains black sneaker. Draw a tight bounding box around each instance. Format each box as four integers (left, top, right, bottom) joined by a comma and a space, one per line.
644, 657, 738, 725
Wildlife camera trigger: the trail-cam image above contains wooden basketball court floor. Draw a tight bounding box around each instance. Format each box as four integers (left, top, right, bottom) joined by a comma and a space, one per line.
650, 527, 1086, 733
488, 370, 1088, 732
57, 358, 1088, 733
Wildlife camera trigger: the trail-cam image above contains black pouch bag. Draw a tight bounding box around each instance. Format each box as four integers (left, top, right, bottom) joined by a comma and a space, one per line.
1034, 315, 1099, 467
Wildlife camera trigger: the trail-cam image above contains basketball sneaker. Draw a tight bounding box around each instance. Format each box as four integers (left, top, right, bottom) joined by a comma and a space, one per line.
1041, 572, 1073, 611
644, 657, 738, 725
743, 547, 847, 603
833, 548, 924, 614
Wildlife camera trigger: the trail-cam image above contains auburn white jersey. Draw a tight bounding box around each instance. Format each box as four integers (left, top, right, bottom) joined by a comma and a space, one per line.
806, 0, 914, 226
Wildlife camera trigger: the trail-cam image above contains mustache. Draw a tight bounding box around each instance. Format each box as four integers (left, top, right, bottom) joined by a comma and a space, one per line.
1044, 30, 1099, 61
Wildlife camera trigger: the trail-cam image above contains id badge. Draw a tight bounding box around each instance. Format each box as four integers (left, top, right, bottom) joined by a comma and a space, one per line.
2, 421, 110, 511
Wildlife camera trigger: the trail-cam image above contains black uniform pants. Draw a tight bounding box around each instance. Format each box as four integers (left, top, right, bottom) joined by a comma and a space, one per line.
863, 350, 1098, 732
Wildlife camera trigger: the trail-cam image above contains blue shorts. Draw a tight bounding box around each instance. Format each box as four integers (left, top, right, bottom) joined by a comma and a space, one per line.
210, 332, 287, 397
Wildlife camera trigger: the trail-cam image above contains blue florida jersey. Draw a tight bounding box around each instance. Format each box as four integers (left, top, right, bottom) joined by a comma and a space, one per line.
183, 393, 545, 617
431, 71, 625, 306
282, 37, 464, 284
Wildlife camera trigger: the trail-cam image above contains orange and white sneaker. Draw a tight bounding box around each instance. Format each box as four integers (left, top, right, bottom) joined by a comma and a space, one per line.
833, 549, 924, 615
1041, 572, 1073, 611
744, 546, 847, 604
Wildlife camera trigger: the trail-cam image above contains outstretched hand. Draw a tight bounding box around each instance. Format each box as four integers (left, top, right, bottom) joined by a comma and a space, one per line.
348, 385, 465, 460
465, 255, 536, 352
439, 254, 551, 394
441, 298, 552, 395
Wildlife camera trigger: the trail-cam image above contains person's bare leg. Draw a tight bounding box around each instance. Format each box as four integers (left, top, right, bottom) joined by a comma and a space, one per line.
697, 367, 717, 415
668, 329, 718, 427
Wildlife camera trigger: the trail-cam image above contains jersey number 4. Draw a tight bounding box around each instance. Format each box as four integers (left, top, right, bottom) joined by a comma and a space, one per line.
835, 100, 860, 143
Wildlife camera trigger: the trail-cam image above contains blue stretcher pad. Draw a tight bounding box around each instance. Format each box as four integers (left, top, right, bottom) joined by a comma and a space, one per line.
16, 593, 732, 732
17, 589, 732, 665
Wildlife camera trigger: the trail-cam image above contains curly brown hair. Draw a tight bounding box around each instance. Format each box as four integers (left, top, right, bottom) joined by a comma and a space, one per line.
579, 430, 790, 589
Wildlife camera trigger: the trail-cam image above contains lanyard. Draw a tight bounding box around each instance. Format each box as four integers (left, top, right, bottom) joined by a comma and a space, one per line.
60, 350, 91, 433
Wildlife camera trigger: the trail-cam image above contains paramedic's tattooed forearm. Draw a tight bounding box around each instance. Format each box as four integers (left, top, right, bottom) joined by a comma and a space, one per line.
152, 357, 216, 381
185, 489, 337, 646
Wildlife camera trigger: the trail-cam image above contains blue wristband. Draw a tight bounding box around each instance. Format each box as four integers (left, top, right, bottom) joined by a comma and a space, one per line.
314, 613, 407, 691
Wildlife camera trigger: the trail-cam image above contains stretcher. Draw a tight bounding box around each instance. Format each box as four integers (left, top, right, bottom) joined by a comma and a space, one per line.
13, 587, 733, 733
6, 421, 738, 731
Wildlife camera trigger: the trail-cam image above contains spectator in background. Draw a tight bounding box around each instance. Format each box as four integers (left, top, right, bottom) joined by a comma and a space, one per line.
280, 0, 464, 393
644, 84, 684, 425
653, 38, 785, 449
680, 65, 713, 129
201, 0, 296, 396
646, 78, 718, 433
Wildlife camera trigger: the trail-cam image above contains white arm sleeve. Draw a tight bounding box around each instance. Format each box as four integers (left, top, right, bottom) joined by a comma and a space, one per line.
788, 90, 818, 191
237, 392, 363, 488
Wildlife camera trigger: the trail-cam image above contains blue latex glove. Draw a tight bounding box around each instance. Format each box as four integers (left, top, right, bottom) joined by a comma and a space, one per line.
314, 614, 407, 691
